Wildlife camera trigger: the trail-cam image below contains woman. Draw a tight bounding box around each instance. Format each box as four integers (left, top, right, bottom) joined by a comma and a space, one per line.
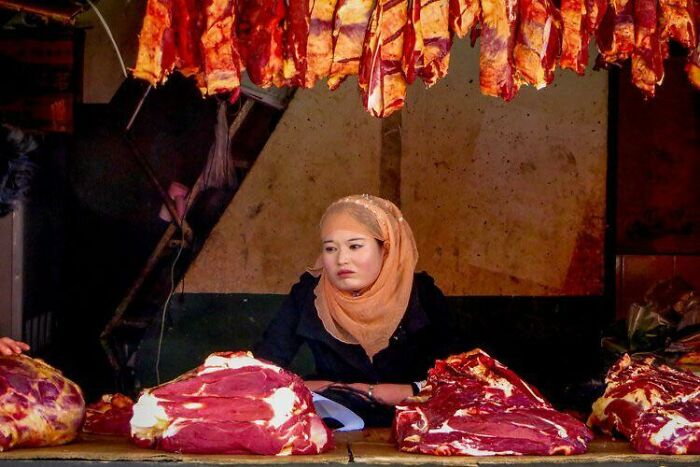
256, 194, 459, 414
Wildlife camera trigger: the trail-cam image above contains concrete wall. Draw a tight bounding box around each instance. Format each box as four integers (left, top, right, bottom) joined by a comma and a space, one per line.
184, 41, 608, 296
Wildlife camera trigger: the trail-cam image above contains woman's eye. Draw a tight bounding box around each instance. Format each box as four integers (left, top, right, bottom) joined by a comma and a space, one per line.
324, 246, 336, 253
349, 244, 363, 250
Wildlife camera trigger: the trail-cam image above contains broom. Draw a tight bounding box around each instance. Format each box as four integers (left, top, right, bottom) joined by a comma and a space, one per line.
202, 99, 238, 190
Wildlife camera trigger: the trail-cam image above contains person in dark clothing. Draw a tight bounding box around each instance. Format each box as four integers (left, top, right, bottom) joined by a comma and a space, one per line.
256, 194, 457, 413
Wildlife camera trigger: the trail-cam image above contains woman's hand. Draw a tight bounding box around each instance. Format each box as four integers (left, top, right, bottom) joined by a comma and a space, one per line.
0, 337, 30, 356
344, 383, 413, 406
306, 380, 413, 406
305, 380, 334, 392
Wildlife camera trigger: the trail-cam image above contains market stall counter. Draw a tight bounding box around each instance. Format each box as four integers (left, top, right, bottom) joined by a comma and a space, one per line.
0, 433, 350, 467
346, 429, 700, 467
1, 429, 699, 467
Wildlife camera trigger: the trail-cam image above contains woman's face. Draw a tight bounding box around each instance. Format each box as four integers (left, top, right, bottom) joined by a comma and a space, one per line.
321, 229, 384, 293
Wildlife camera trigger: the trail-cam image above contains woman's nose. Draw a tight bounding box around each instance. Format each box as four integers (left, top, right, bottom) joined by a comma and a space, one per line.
337, 248, 349, 264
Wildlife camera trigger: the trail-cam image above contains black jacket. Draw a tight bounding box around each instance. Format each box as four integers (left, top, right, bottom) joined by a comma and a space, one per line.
255, 271, 458, 384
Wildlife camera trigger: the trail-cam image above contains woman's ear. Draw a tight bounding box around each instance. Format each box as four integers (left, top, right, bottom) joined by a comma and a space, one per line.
379, 240, 389, 259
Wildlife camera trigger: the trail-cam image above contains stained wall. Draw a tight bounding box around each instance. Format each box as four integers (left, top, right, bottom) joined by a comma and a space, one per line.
403, 40, 607, 295
183, 41, 608, 295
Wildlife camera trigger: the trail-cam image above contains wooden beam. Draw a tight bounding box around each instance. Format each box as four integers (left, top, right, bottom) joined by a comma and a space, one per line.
0, 0, 84, 23
379, 111, 402, 207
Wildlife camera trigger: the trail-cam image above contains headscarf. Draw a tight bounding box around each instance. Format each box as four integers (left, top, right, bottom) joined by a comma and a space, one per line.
311, 194, 418, 359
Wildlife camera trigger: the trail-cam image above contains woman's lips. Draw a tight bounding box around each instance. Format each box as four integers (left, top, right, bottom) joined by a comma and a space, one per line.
337, 270, 353, 277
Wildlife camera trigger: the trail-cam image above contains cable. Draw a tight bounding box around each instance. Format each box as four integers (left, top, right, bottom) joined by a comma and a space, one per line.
126, 85, 152, 132
154, 225, 185, 384
155, 186, 196, 384
85, 0, 128, 78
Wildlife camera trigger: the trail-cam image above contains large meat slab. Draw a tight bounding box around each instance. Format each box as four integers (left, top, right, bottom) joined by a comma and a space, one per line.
393, 349, 592, 456
0, 355, 85, 451
589, 354, 700, 454
130, 351, 334, 455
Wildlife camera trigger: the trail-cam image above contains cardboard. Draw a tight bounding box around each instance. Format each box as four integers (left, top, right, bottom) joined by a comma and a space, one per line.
350, 429, 700, 465
0, 434, 349, 465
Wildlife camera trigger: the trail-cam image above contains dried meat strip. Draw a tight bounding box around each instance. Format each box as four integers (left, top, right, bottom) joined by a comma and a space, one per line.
201, 0, 243, 95
359, 0, 409, 117
404, 0, 426, 83
282, 0, 311, 87
479, 0, 520, 100
449, 0, 481, 37
133, 0, 177, 84
658, 0, 696, 48
513, 0, 561, 87
595, 0, 634, 65
631, 0, 665, 96
418, 0, 452, 86
328, 0, 376, 90
172, 0, 204, 78
238, 0, 286, 87
560, 0, 590, 74
306, 0, 341, 86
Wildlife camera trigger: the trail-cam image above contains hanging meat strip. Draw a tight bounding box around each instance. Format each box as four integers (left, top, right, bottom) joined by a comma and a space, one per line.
658, 0, 696, 48
282, 0, 310, 87
404, 0, 426, 84
238, 0, 286, 87
172, 0, 203, 78
513, 0, 561, 88
404, 0, 451, 87
359, 0, 409, 117
595, 0, 634, 65
685, 44, 700, 88
631, 0, 664, 96
200, 0, 243, 96
479, 0, 520, 100
686, 0, 700, 88
328, 0, 376, 90
305, 0, 341, 86
560, 0, 589, 74
133, 0, 177, 85
450, 0, 481, 37
585, 0, 608, 35
418, 0, 452, 85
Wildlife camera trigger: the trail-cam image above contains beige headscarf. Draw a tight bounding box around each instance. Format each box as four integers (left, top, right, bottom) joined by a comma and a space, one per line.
311, 195, 418, 359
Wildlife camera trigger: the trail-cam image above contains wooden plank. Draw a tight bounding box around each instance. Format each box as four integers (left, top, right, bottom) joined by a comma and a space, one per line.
348, 429, 700, 465
0, 435, 349, 465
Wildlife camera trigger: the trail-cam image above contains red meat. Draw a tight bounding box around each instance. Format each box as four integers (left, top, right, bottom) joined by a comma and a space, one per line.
393, 349, 593, 456
83, 393, 134, 437
130, 351, 333, 455
0, 355, 85, 451
589, 354, 700, 454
